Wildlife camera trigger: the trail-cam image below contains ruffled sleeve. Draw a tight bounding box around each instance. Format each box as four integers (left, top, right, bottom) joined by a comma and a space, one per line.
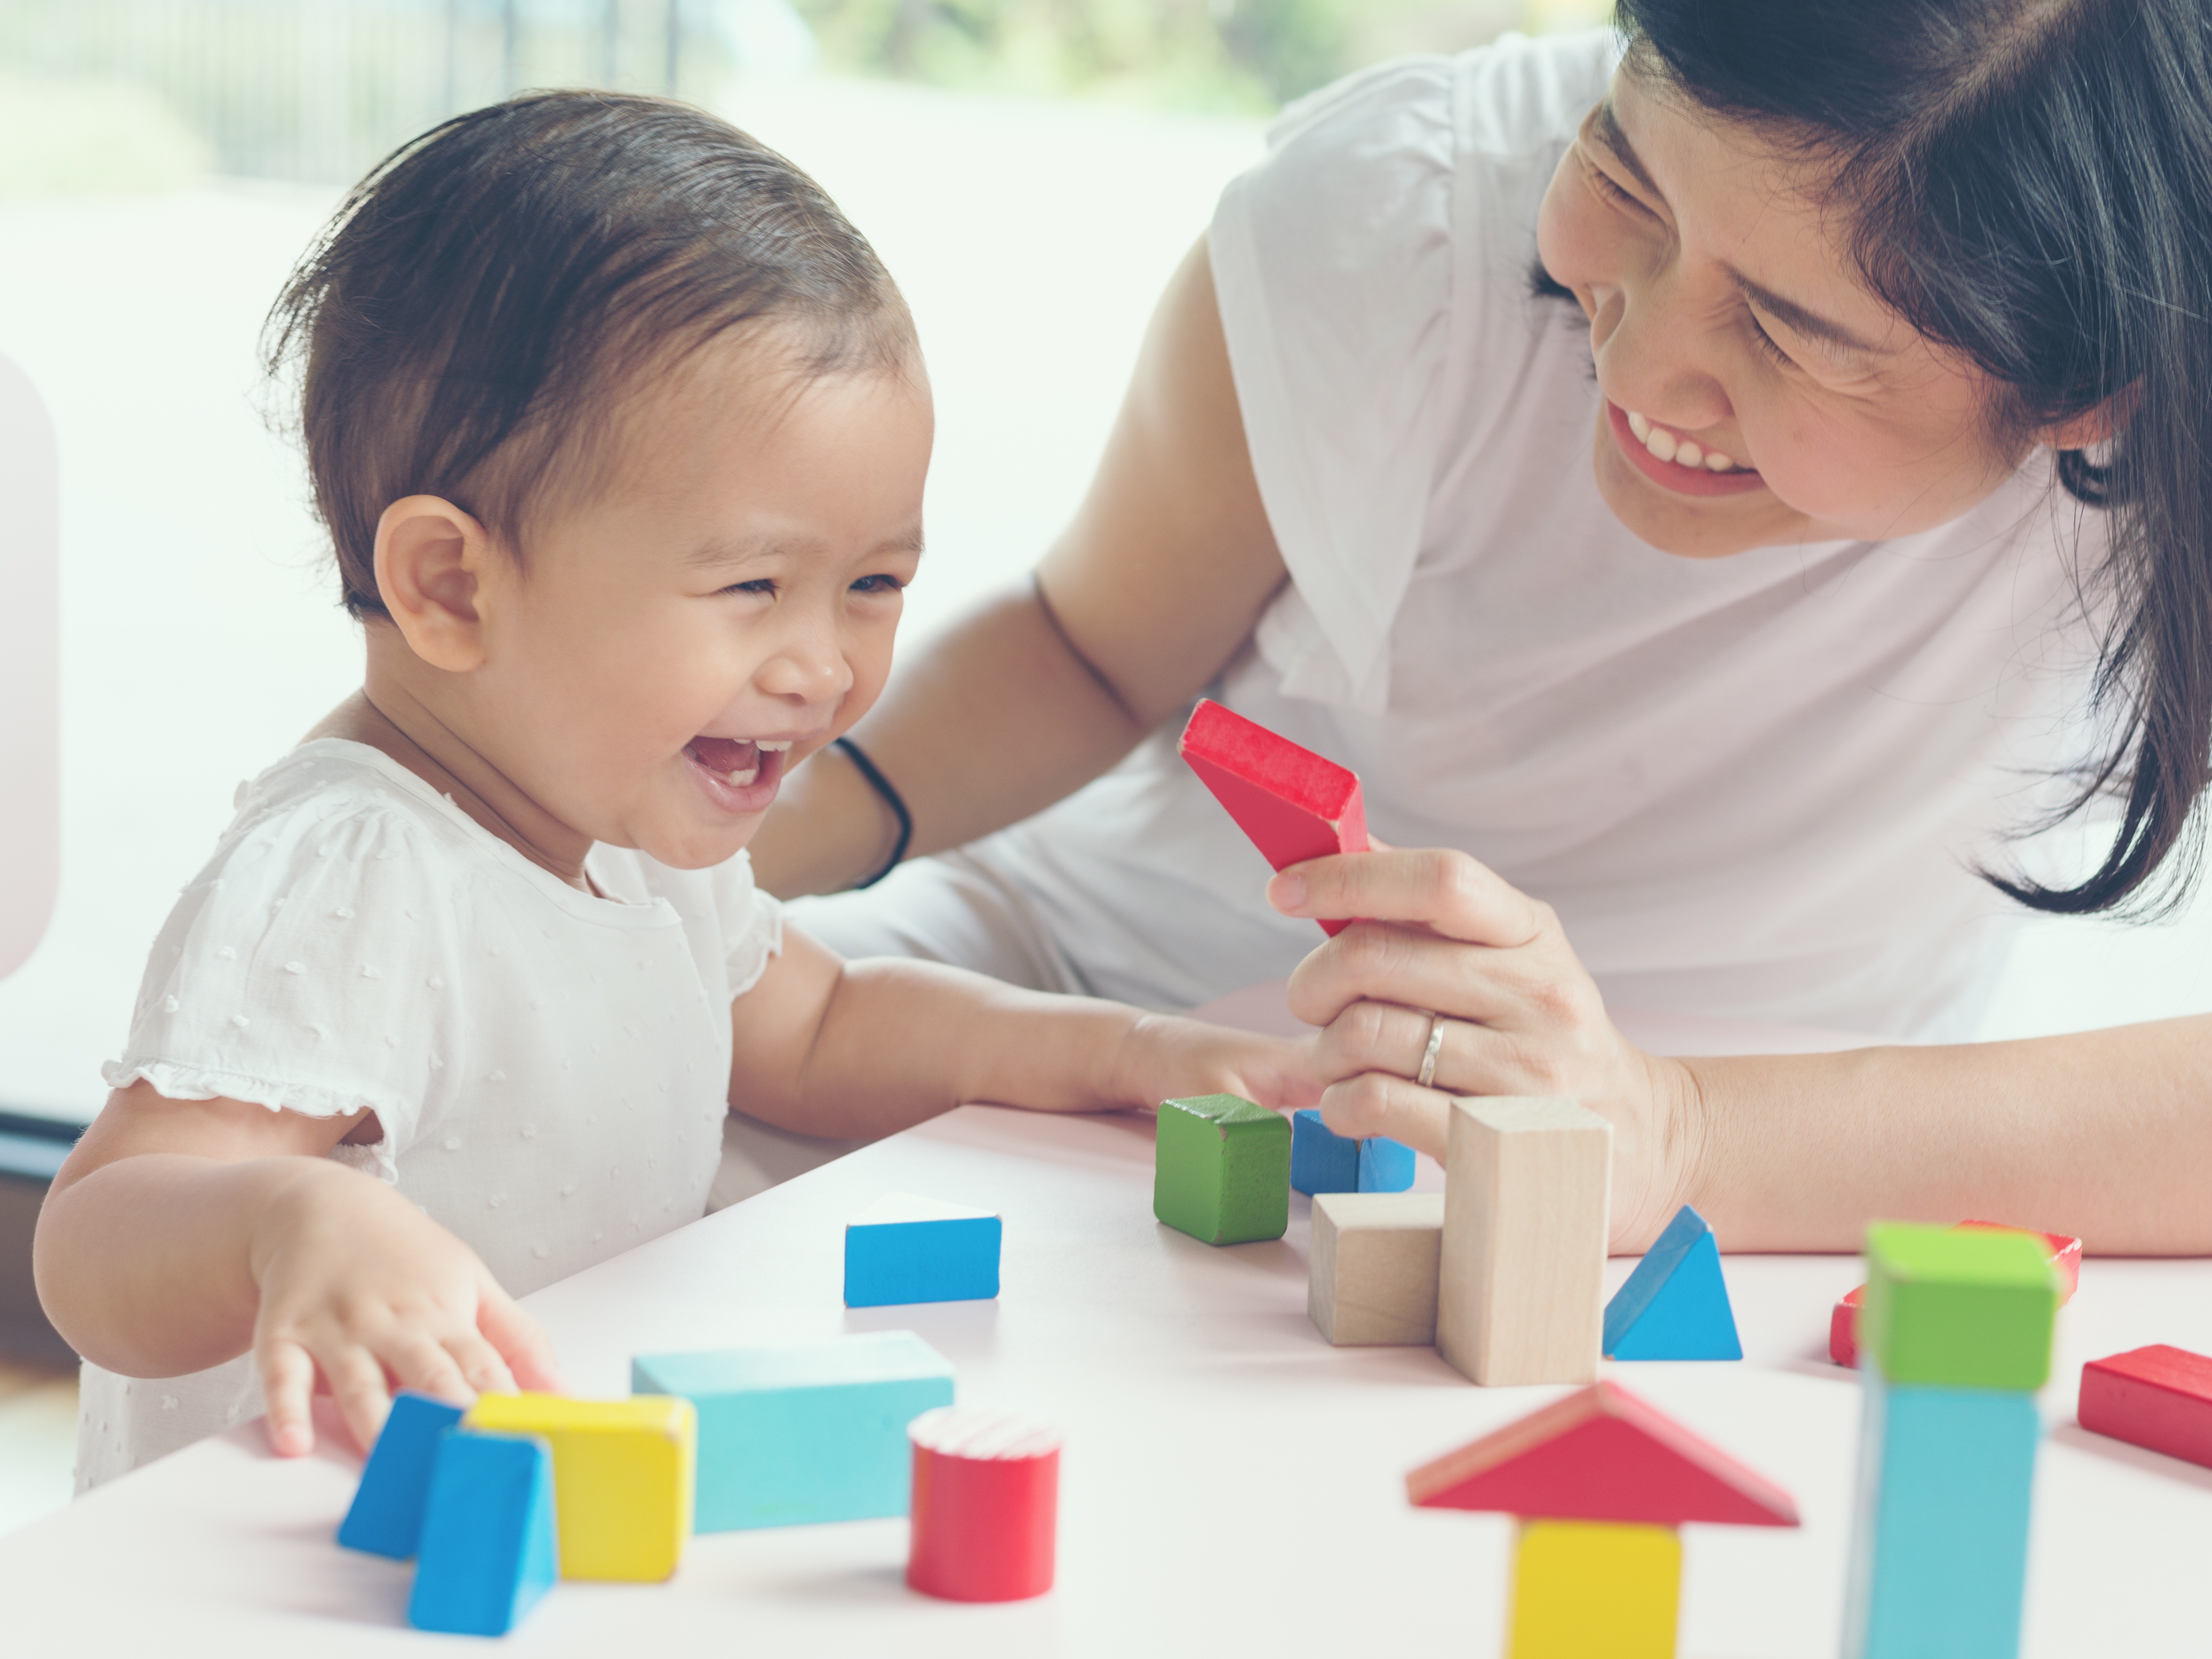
102, 792, 466, 1180
714, 849, 784, 997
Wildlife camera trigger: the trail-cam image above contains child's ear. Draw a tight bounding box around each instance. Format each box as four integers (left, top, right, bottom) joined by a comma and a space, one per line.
373, 495, 494, 672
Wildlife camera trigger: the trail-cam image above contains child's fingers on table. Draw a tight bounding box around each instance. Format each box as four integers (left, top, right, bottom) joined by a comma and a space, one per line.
379, 1330, 481, 1409
1316, 1073, 1452, 1161
1268, 846, 1545, 947
476, 1277, 564, 1393
257, 1338, 320, 1458
319, 1341, 399, 1456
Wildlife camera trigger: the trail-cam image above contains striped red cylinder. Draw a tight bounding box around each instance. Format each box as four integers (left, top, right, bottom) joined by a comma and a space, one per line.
906, 1406, 1062, 1602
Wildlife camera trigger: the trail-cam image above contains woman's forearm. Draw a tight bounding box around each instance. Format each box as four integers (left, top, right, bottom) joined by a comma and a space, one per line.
748, 585, 1150, 897
34, 1153, 334, 1376
1681, 1013, 2212, 1253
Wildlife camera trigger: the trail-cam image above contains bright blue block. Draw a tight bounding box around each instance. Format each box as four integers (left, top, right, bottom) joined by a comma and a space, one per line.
1290, 1110, 1360, 1194
408, 1430, 559, 1638
1844, 1378, 2040, 1659
843, 1193, 1002, 1307
632, 1331, 954, 1531
336, 1391, 465, 1559
1357, 1134, 1415, 1193
1603, 1203, 1743, 1360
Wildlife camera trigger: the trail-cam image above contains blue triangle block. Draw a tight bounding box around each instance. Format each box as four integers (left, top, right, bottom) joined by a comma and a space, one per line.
1290, 1110, 1360, 1194
1603, 1204, 1743, 1360
337, 1391, 465, 1559
1356, 1135, 1415, 1192
408, 1430, 560, 1637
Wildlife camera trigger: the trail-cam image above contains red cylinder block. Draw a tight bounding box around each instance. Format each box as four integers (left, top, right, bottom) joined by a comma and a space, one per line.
906, 1407, 1061, 1602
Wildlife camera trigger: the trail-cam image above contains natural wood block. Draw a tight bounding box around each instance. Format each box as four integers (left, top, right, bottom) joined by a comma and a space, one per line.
1309, 1192, 1444, 1346
1436, 1097, 1611, 1386
1508, 1519, 1680, 1659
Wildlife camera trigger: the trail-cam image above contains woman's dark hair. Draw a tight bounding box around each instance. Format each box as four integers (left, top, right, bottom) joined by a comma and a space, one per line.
264, 90, 913, 622
1607, 0, 2212, 916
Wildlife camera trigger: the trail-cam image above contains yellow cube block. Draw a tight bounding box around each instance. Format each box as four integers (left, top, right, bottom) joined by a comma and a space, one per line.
1509, 1519, 1681, 1659
464, 1393, 696, 1582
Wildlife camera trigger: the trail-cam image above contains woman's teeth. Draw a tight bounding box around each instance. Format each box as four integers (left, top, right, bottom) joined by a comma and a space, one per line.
1625, 410, 1741, 473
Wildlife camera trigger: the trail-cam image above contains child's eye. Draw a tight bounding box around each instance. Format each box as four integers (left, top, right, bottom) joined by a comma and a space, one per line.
720, 578, 776, 597
850, 574, 906, 595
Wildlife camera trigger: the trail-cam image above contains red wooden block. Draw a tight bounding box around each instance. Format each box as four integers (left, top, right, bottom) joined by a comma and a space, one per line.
1179, 699, 1368, 937
1405, 1381, 1798, 1528
906, 1407, 1061, 1603
2079, 1345, 2212, 1469
1828, 1221, 2081, 1367
1831, 1285, 1864, 1369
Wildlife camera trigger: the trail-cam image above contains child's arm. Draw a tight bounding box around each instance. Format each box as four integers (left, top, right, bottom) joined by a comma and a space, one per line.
727, 927, 1320, 1138
33, 1085, 560, 1455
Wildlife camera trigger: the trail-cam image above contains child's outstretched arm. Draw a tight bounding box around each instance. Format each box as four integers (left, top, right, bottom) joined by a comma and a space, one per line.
727, 927, 1320, 1138
33, 1086, 560, 1456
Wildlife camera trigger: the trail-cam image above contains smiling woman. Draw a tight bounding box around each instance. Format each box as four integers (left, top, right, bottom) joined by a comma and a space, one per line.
760, 1, 2212, 1257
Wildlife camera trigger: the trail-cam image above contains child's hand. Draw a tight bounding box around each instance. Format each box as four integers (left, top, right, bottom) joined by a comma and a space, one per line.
1110, 1012, 1326, 1118
249, 1164, 563, 1457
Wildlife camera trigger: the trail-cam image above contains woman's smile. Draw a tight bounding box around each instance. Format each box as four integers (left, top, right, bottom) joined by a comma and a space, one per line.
1604, 401, 1767, 499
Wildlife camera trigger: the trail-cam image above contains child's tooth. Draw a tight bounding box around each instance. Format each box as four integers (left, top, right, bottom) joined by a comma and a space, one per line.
1705, 451, 1737, 472
1645, 425, 1678, 463
1627, 410, 1651, 440
1675, 440, 1703, 468
756, 740, 793, 752
726, 767, 759, 787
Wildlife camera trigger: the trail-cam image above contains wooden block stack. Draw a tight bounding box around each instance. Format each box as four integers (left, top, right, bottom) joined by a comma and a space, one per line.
1843, 1223, 2060, 1659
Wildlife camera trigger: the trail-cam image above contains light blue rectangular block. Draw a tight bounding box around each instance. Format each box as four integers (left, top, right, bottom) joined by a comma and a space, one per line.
843, 1193, 1001, 1307
337, 1390, 465, 1559
408, 1429, 559, 1637
632, 1331, 954, 1531
1844, 1376, 2040, 1659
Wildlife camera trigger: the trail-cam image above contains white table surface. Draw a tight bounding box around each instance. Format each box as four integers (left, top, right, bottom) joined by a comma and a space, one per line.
5, 1092, 2211, 1655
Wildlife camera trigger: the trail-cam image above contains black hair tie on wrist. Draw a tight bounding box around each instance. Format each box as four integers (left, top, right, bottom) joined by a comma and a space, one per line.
834, 736, 913, 890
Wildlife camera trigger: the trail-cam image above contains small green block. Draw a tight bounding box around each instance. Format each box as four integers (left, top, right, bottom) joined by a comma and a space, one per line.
1153, 1095, 1290, 1245
1861, 1222, 2059, 1391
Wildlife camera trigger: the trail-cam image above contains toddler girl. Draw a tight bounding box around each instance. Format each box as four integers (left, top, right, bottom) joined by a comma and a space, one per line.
34, 90, 1315, 1485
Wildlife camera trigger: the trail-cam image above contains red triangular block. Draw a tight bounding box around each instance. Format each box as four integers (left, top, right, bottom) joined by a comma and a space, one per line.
1406, 1382, 1799, 1528
1179, 700, 1366, 937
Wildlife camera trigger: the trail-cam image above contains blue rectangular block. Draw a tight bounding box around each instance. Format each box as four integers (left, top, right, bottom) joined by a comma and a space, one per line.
337, 1391, 465, 1559
1357, 1134, 1415, 1193
408, 1430, 559, 1638
1290, 1109, 1359, 1194
632, 1331, 955, 1531
1844, 1376, 2040, 1659
843, 1192, 1002, 1307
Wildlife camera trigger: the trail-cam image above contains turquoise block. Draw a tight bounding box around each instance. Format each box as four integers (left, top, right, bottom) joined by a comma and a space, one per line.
843, 1193, 1002, 1307
408, 1430, 559, 1637
1844, 1377, 2040, 1659
337, 1391, 464, 1559
1290, 1110, 1359, 1194
632, 1331, 954, 1531
1603, 1204, 1743, 1360
1357, 1135, 1415, 1193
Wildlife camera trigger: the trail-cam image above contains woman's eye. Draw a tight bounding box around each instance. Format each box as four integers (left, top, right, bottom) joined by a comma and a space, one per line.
1744, 309, 1796, 368
1586, 157, 1645, 215
850, 574, 907, 595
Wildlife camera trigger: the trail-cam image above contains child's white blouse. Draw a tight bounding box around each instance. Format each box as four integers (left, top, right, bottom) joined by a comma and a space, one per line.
77, 738, 782, 1487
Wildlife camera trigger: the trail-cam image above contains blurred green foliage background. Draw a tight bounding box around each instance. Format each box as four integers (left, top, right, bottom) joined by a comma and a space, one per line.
795, 0, 1612, 113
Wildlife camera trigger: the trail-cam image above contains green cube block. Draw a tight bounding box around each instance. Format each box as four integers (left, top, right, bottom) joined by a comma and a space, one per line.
1861, 1222, 2059, 1391
1154, 1095, 1290, 1245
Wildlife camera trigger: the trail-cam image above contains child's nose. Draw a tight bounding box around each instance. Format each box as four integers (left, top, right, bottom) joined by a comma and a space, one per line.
755, 633, 851, 705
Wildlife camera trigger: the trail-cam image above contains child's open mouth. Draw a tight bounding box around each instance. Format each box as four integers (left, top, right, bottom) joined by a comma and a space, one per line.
683, 735, 795, 814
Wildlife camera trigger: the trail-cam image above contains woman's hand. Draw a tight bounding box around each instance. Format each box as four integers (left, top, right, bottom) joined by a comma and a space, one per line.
250, 1162, 563, 1457
1269, 841, 1702, 1249
1109, 1014, 1326, 1120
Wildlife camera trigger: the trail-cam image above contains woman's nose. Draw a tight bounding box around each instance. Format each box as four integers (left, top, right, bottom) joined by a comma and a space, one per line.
1596, 275, 1732, 433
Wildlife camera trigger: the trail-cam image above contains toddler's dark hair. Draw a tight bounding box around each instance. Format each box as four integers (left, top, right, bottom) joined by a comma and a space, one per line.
264, 90, 914, 620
